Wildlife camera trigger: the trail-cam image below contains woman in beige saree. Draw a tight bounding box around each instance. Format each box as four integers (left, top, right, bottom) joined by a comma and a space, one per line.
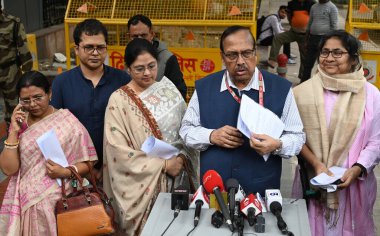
103, 38, 198, 235
0, 71, 97, 236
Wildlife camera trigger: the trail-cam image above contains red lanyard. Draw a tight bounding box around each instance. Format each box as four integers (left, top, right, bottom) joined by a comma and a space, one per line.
225, 71, 264, 106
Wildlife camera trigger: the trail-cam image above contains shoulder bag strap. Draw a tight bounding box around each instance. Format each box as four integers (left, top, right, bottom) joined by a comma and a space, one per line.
120, 85, 163, 139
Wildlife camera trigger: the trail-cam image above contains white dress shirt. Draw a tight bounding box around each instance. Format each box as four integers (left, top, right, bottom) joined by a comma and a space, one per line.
179, 68, 305, 159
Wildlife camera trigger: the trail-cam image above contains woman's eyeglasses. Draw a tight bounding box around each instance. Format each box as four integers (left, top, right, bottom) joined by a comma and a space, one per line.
19, 95, 46, 106
320, 49, 349, 58
131, 63, 158, 74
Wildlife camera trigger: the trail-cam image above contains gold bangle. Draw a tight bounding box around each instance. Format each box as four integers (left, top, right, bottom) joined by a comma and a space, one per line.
4, 144, 18, 149
4, 139, 19, 146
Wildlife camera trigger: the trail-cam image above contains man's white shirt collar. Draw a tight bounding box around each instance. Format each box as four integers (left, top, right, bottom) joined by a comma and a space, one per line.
220, 67, 265, 93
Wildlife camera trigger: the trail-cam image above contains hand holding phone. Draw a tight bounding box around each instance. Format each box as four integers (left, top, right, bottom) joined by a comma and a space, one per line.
12, 103, 27, 129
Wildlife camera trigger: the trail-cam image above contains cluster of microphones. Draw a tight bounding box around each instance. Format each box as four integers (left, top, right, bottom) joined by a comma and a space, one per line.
170, 169, 294, 235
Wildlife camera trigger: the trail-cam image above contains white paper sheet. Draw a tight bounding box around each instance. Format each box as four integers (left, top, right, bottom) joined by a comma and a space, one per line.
310, 166, 347, 192
36, 129, 69, 186
141, 136, 179, 159
237, 94, 285, 161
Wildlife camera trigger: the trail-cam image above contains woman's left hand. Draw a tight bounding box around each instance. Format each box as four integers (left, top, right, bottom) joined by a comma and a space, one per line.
337, 166, 362, 189
46, 159, 71, 179
166, 156, 184, 177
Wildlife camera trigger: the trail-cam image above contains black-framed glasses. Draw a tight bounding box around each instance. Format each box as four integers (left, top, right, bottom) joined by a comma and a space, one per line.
320, 49, 349, 58
222, 49, 256, 61
19, 95, 46, 106
79, 45, 107, 54
131, 63, 157, 74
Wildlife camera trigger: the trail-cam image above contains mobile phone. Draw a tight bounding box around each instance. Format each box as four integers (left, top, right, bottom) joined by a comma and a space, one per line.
17, 103, 26, 125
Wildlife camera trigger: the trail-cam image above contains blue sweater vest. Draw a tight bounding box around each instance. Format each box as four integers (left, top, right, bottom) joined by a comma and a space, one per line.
196, 70, 291, 195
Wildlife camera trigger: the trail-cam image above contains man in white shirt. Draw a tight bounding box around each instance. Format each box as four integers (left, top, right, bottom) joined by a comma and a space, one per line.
180, 25, 305, 195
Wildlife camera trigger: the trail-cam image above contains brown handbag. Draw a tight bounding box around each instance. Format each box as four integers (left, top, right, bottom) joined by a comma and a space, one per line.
55, 164, 115, 236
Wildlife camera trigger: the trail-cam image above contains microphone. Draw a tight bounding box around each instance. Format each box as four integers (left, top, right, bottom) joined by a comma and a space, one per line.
225, 178, 239, 220
203, 170, 234, 232
189, 186, 210, 227
266, 189, 292, 235
211, 210, 224, 228
171, 171, 190, 218
234, 201, 244, 236
265, 189, 282, 210
270, 202, 288, 233
240, 193, 262, 226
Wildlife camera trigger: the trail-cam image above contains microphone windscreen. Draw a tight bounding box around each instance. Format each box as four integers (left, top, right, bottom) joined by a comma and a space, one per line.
225, 178, 239, 193
202, 170, 225, 193
269, 201, 282, 214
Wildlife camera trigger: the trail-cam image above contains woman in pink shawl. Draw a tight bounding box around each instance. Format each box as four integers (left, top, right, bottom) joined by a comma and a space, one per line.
0, 71, 97, 235
292, 30, 380, 236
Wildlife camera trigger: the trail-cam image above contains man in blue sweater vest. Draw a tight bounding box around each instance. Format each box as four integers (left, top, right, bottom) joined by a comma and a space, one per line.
180, 26, 305, 195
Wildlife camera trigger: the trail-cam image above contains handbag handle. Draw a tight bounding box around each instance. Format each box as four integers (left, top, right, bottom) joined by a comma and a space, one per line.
60, 166, 92, 209
84, 162, 112, 204
84, 162, 100, 193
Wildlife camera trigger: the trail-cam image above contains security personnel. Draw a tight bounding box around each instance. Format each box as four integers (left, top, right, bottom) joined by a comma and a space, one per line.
0, 3, 32, 127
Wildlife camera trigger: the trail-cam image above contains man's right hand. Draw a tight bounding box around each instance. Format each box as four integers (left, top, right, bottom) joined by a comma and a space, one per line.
210, 125, 244, 149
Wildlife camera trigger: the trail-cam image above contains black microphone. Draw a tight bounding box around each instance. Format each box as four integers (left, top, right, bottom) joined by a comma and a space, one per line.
194, 199, 203, 226
225, 178, 239, 221
234, 201, 244, 236
171, 171, 190, 218
189, 185, 209, 227
269, 201, 288, 234
203, 170, 234, 232
211, 210, 224, 228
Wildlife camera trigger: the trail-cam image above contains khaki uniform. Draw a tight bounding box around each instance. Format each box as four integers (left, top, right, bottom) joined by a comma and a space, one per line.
0, 11, 32, 124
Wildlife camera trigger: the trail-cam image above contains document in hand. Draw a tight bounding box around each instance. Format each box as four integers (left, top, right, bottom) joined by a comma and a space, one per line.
36, 129, 69, 186
237, 94, 285, 161
310, 166, 347, 192
141, 136, 179, 159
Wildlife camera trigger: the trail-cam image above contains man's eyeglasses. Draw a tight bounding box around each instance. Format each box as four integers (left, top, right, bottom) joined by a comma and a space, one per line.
223, 49, 256, 61
79, 45, 107, 54
19, 95, 46, 106
131, 63, 157, 74
320, 49, 349, 58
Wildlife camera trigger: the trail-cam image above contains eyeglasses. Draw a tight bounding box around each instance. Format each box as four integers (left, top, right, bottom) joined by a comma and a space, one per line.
320, 49, 349, 58
79, 45, 107, 54
131, 63, 157, 74
223, 49, 256, 61
19, 95, 46, 106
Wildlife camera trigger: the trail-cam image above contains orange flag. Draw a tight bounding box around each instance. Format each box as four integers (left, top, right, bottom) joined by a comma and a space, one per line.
77, 2, 96, 13
228, 5, 241, 16
358, 3, 371, 13
185, 31, 195, 41
358, 31, 369, 41
77, 3, 88, 13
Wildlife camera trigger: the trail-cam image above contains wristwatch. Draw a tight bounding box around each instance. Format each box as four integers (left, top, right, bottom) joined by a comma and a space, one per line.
272, 139, 283, 155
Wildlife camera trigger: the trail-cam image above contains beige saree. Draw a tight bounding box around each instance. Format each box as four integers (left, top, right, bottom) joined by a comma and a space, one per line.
103, 77, 199, 236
